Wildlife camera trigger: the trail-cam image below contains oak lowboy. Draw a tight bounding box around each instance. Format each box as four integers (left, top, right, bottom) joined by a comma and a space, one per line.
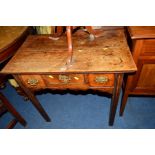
1, 28, 137, 126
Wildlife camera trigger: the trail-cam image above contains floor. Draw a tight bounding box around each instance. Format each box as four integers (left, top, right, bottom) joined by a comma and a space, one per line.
0, 82, 155, 129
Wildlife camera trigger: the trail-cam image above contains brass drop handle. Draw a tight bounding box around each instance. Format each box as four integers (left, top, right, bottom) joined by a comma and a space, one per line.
27, 79, 39, 86
95, 76, 109, 83
58, 75, 71, 84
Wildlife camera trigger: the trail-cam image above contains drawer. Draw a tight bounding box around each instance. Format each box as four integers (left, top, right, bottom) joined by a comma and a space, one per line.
42, 74, 85, 86
141, 39, 155, 56
20, 75, 46, 88
88, 74, 114, 87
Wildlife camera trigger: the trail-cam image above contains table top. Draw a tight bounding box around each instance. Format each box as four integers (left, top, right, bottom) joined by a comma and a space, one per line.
127, 26, 155, 39
1, 29, 137, 74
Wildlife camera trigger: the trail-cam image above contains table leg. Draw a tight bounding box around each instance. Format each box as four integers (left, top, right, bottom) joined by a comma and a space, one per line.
109, 73, 123, 126
119, 77, 132, 116
0, 92, 27, 126
13, 75, 51, 122
6, 119, 18, 129
119, 90, 129, 116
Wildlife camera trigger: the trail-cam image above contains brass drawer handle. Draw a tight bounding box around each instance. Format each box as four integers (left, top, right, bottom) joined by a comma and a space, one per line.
27, 79, 39, 86
58, 75, 71, 84
95, 76, 109, 83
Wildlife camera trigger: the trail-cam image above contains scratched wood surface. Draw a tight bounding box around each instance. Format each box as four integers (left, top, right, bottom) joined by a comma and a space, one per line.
1, 29, 137, 74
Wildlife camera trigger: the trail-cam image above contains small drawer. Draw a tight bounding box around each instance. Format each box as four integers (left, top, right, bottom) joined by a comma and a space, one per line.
20, 75, 46, 88
88, 74, 114, 87
43, 74, 85, 85
141, 39, 155, 56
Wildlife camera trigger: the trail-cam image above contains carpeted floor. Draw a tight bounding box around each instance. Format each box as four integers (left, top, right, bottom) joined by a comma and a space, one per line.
0, 83, 155, 129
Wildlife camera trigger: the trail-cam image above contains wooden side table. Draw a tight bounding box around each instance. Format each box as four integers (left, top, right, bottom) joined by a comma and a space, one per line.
1, 28, 136, 126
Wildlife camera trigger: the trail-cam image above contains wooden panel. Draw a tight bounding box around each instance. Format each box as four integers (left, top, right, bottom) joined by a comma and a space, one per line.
141, 39, 155, 56
1, 29, 137, 74
137, 64, 155, 88
88, 74, 114, 87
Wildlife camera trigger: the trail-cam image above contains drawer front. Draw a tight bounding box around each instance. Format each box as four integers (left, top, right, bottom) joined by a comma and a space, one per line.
141, 39, 155, 56
19, 74, 115, 92
43, 74, 85, 86
20, 75, 46, 88
88, 74, 114, 87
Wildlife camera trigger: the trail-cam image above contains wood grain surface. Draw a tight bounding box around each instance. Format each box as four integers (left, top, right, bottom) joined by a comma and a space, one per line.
1, 29, 136, 74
